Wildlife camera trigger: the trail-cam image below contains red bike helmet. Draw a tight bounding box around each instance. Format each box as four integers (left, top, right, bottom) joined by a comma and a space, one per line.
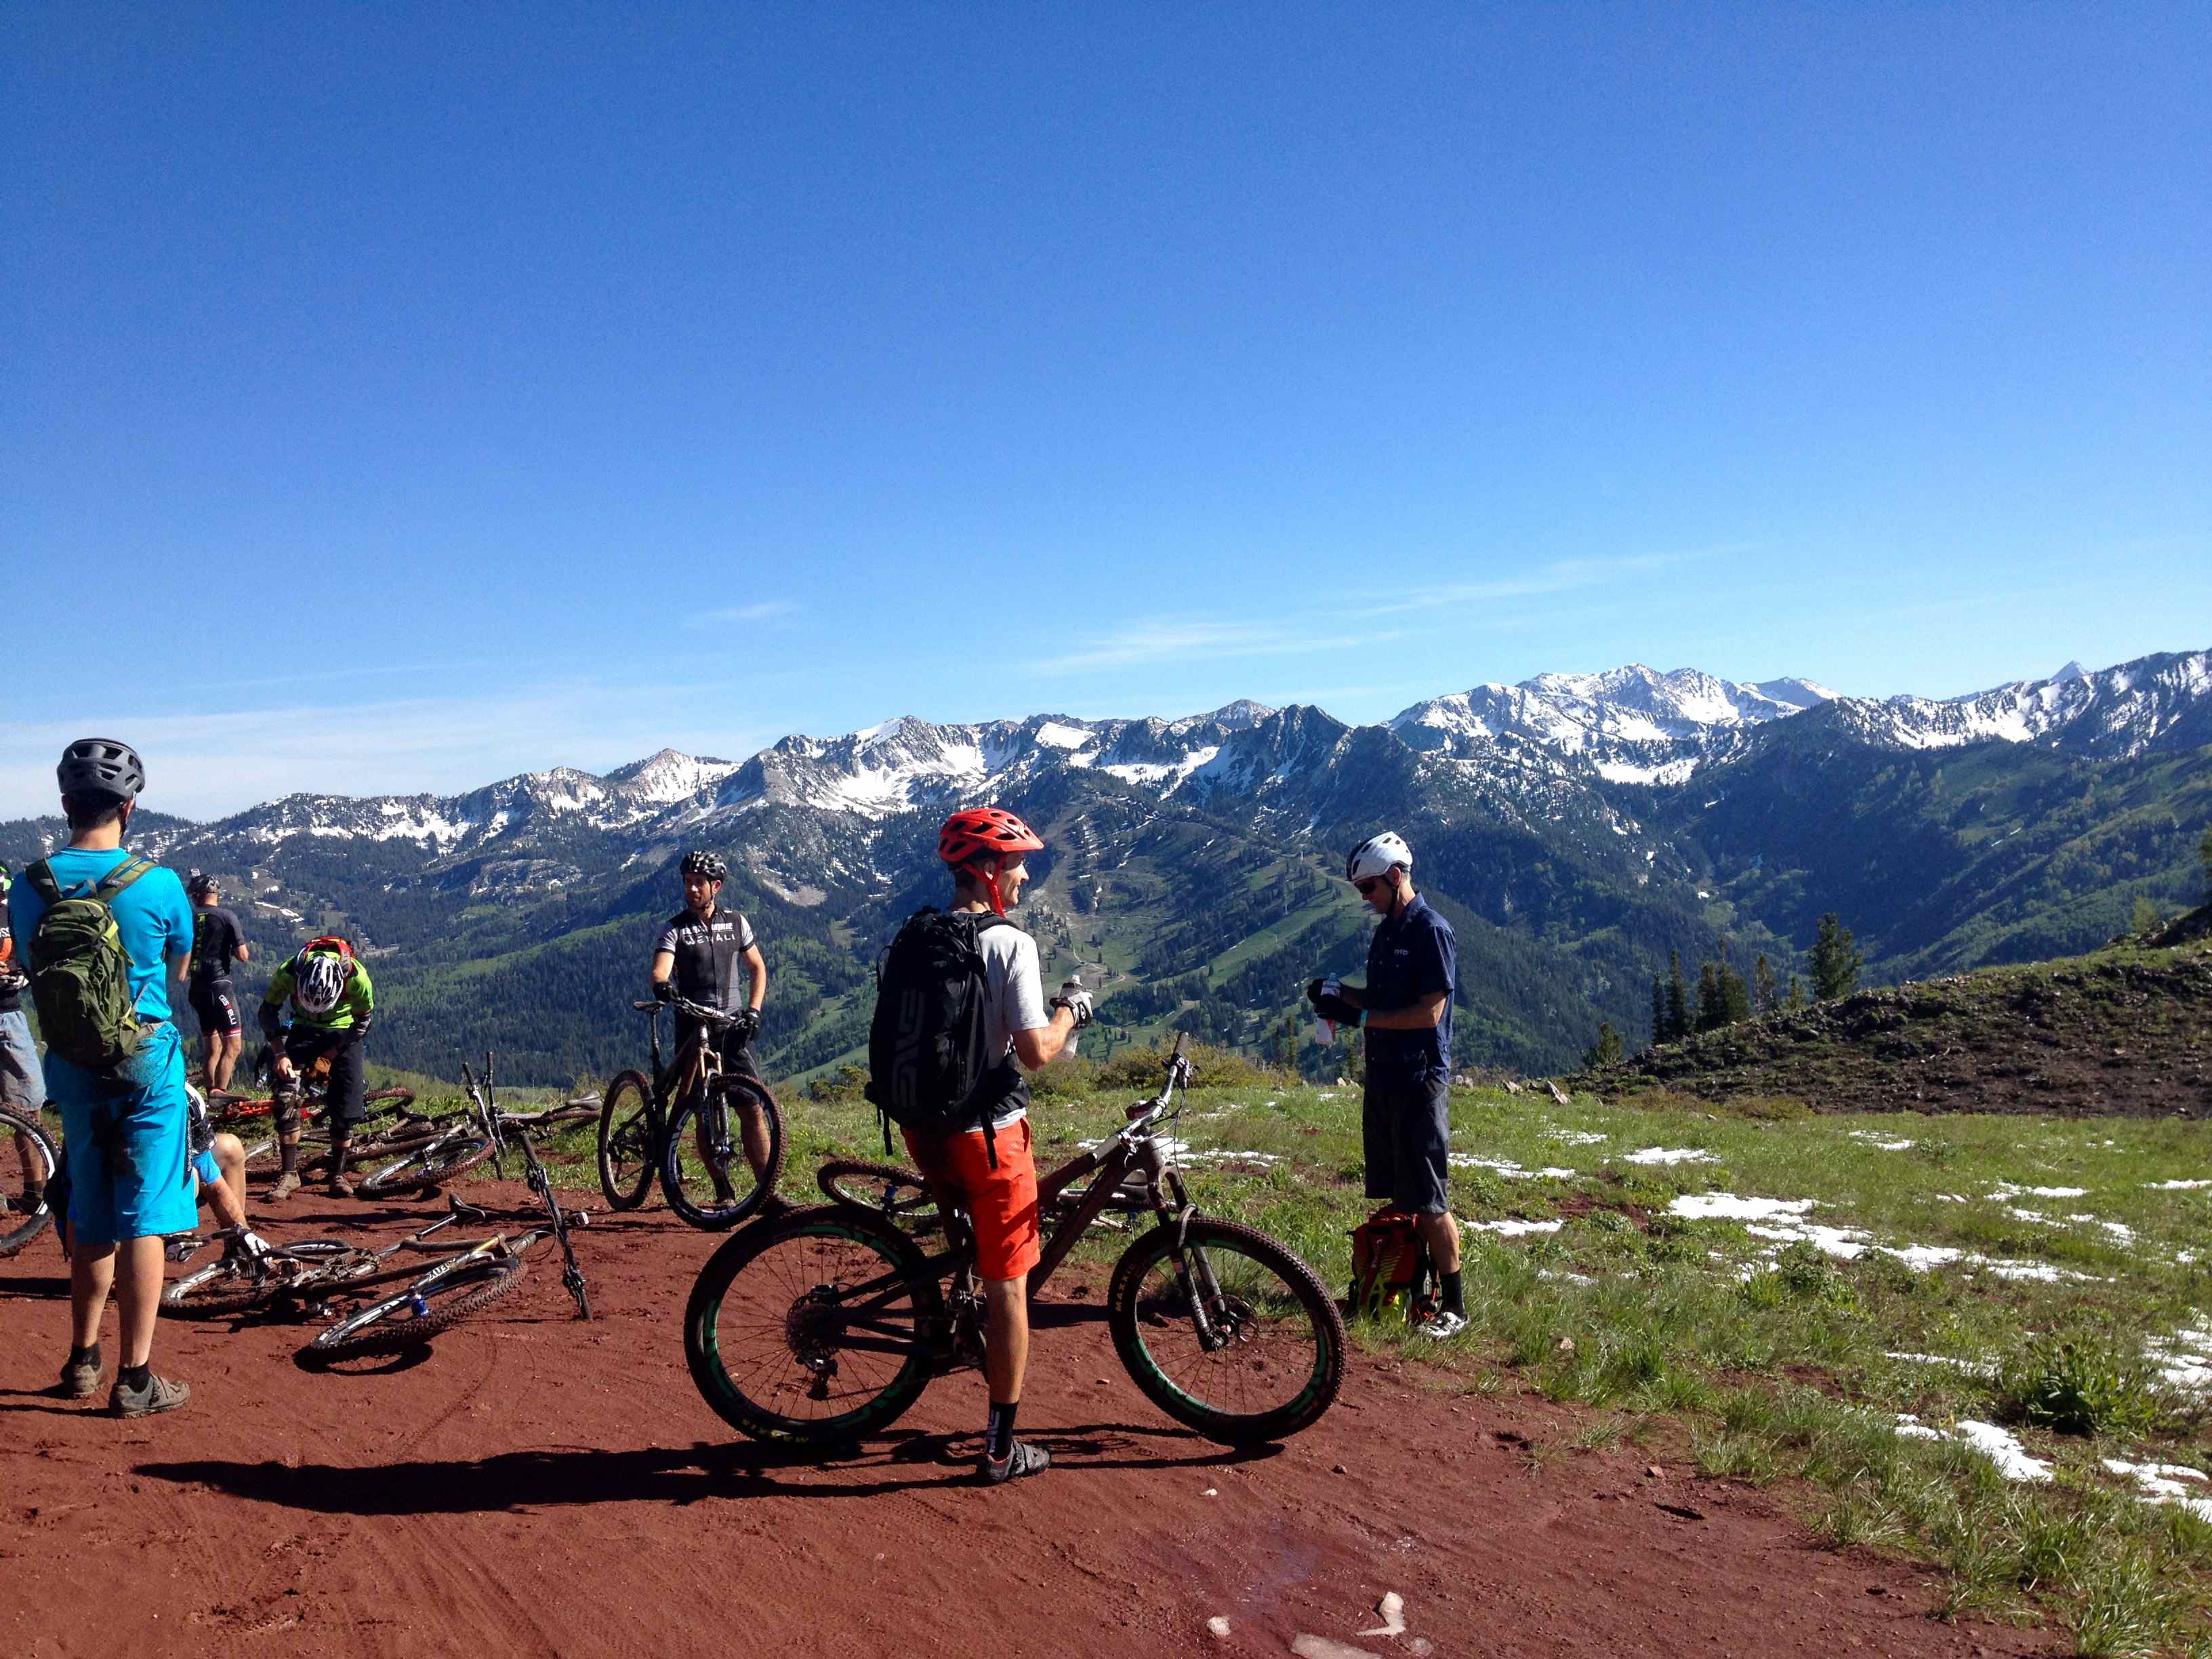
938, 806, 1044, 915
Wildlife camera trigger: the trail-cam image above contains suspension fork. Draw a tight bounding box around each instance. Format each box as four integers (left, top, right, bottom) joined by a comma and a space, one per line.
1151, 1170, 1229, 1350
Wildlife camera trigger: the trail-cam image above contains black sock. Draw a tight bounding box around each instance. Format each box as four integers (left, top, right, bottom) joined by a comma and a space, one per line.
1441, 1269, 1465, 1318
119, 1362, 150, 1391
68, 1343, 100, 1368
986, 1399, 1019, 1460
279, 1141, 298, 1176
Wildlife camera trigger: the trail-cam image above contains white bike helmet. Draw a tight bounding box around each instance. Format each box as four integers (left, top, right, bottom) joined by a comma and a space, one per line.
295, 951, 349, 1016
1345, 832, 1413, 884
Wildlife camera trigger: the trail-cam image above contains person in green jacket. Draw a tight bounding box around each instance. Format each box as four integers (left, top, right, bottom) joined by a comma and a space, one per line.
259, 936, 374, 1200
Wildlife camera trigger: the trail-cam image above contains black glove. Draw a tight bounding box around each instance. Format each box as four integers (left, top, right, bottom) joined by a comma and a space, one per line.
732, 1007, 762, 1042
1305, 976, 1345, 1010
653, 981, 674, 1004
346, 1021, 371, 1045
1313, 991, 1361, 1026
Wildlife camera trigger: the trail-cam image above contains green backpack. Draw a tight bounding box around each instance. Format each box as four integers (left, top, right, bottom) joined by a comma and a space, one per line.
25, 854, 156, 1074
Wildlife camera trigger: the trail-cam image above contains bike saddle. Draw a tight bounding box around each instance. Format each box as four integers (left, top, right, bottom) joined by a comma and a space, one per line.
632, 1000, 660, 1012
447, 1195, 491, 1223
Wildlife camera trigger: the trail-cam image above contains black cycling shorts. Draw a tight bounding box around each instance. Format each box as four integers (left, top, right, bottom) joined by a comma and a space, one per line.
1362, 1075, 1452, 1215
189, 979, 242, 1037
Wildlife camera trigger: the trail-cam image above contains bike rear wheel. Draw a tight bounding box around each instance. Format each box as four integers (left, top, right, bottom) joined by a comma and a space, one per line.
306, 1252, 526, 1359
356, 1131, 498, 1199
1107, 1216, 1345, 1446
816, 1159, 941, 1236
162, 1240, 372, 1317
0, 1108, 58, 1258
595, 1069, 657, 1210
686, 1205, 941, 1444
661, 1076, 785, 1230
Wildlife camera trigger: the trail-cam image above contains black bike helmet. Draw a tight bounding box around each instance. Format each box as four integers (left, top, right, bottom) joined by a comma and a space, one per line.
681, 850, 727, 882
57, 737, 146, 801
186, 871, 218, 899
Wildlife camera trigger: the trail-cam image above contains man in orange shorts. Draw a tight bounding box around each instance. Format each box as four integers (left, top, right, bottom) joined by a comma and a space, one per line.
898, 807, 1089, 1484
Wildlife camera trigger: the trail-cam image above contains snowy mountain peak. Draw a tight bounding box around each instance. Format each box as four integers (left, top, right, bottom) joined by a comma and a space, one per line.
2051, 660, 2089, 683
606, 748, 741, 805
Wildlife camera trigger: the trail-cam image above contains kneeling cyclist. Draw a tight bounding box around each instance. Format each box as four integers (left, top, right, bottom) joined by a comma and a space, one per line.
259, 936, 374, 1200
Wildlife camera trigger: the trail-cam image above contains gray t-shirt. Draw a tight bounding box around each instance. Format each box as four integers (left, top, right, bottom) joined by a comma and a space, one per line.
979, 920, 1048, 1128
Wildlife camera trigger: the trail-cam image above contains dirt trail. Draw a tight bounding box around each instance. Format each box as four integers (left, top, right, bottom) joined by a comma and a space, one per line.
1, 1182, 2058, 1658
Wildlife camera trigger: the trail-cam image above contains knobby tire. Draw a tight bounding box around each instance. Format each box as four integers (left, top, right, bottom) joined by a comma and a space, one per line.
595, 1069, 656, 1211
685, 1205, 940, 1444
356, 1132, 497, 1199
305, 1253, 527, 1359
815, 1159, 941, 1236
661, 1074, 785, 1231
0, 1108, 58, 1258
1106, 1216, 1345, 1445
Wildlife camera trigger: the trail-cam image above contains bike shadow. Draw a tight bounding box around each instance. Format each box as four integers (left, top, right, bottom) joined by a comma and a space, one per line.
136, 1424, 1276, 1513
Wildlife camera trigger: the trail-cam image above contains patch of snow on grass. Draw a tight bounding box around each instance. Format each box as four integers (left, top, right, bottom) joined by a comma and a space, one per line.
1669, 1193, 1813, 1222
1624, 1147, 1716, 1166
1849, 1131, 1915, 1151
1893, 1417, 2052, 1483
1450, 1155, 1577, 1179
2102, 1459, 2212, 1523
2149, 1179, 2212, 1191
1547, 1130, 1610, 1146
2147, 1328, 2212, 1394
1469, 1218, 1565, 1236
1989, 1182, 2087, 1200
1885, 1352, 1997, 1378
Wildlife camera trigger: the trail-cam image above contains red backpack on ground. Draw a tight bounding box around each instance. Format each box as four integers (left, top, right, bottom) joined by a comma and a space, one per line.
1349, 1205, 1437, 1324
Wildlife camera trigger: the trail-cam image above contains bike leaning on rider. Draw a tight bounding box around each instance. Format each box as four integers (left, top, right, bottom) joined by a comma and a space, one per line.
260, 935, 374, 1200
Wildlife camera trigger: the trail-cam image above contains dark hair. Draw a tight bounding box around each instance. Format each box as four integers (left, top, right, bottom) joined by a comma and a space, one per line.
62, 792, 127, 832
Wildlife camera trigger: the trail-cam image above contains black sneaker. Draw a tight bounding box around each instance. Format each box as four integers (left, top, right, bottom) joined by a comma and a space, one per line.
979, 1439, 1050, 1485
110, 1372, 190, 1418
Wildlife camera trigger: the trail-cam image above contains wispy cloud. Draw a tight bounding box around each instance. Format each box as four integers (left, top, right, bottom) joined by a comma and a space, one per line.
1354, 546, 1743, 617
1025, 619, 1404, 676
692, 600, 799, 626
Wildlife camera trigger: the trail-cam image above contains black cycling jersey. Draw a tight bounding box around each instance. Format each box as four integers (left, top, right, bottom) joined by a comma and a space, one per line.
654, 905, 756, 1013
190, 905, 245, 986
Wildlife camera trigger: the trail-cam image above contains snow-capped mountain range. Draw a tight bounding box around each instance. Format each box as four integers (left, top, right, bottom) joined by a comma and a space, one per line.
11, 649, 2205, 869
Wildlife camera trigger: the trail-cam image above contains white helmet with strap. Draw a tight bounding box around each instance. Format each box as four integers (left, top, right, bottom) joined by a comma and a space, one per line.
1345, 832, 1413, 883
295, 950, 350, 1016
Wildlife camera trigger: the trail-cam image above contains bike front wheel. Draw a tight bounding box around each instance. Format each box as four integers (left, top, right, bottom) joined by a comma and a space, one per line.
306, 1252, 526, 1359
685, 1205, 941, 1444
162, 1240, 373, 1317
356, 1131, 498, 1199
0, 1107, 58, 1258
596, 1069, 657, 1210
1107, 1216, 1345, 1446
661, 1076, 785, 1230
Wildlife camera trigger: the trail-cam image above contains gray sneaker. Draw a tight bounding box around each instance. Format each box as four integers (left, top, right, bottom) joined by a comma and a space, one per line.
269, 1170, 302, 1202
110, 1372, 190, 1418
59, 1351, 103, 1399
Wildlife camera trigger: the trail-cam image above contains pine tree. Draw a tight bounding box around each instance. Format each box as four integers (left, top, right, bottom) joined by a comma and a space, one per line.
1650, 975, 1669, 1049
1808, 913, 1863, 1002
1721, 959, 1753, 1025
1583, 1021, 1624, 1069
1786, 972, 1805, 1010
1665, 951, 1690, 1043
1753, 953, 1778, 1017
1695, 960, 1725, 1033
2200, 824, 2212, 898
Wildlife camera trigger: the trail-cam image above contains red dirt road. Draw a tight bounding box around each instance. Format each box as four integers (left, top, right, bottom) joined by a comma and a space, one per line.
2, 1182, 2058, 1658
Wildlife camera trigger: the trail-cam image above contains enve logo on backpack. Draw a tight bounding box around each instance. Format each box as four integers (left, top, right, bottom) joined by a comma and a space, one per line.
23, 854, 157, 1075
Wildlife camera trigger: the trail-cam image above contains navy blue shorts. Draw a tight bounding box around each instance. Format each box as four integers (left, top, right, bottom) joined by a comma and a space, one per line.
1363, 1075, 1452, 1215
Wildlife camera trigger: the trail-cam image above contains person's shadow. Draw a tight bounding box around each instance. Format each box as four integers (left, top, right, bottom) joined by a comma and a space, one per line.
138, 1424, 1277, 1513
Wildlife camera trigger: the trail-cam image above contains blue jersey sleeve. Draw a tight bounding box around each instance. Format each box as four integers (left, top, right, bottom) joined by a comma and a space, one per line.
155, 870, 194, 964
1408, 914, 1456, 1001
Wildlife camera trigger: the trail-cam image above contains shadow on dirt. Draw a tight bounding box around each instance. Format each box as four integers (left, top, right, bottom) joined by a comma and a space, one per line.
138, 1425, 1277, 1513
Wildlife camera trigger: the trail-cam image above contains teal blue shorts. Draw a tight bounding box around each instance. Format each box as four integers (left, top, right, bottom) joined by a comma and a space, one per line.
48, 1023, 197, 1247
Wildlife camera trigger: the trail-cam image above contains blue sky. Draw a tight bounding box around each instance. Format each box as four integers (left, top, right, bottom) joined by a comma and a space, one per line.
4, 3, 2207, 819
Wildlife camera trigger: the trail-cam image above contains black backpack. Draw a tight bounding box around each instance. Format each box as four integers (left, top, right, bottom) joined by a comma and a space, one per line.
865, 908, 1026, 1162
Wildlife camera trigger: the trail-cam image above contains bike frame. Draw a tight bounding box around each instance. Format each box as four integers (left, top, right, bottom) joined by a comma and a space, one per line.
461, 1052, 593, 1319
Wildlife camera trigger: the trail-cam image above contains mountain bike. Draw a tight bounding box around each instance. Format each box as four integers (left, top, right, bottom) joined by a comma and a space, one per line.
596, 994, 785, 1229
228, 1049, 423, 1174
353, 1052, 597, 1201
684, 1035, 1345, 1449
0, 1105, 58, 1258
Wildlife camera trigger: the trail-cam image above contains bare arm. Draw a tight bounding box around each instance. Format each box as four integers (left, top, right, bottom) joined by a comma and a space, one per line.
1362, 990, 1448, 1031
170, 948, 191, 987
649, 949, 674, 987
741, 943, 767, 1012
1010, 1008, 1078, 1070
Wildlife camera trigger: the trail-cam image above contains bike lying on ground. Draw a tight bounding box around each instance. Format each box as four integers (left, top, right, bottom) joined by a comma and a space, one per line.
227, 1049, 426, 1177
596, 994, 785, 1229
684, 1034, 1345, 1449
353, 1053, 598, 1201
0, 1104, 58, 1258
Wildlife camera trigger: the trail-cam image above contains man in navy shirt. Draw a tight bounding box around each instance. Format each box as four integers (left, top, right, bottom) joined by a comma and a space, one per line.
1309, 831, 1467, 1338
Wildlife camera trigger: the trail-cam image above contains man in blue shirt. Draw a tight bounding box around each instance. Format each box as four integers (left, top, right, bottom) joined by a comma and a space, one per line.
7, 739, 196, 1416
1308, 831, 1467, 1338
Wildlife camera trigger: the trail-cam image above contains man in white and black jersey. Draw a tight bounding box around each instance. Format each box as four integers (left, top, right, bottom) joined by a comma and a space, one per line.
650, 850, 771, 1193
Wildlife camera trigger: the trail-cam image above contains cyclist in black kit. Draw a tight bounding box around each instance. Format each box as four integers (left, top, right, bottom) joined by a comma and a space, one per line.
184, 873, 249, 1094
650, 850, 771, 1195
